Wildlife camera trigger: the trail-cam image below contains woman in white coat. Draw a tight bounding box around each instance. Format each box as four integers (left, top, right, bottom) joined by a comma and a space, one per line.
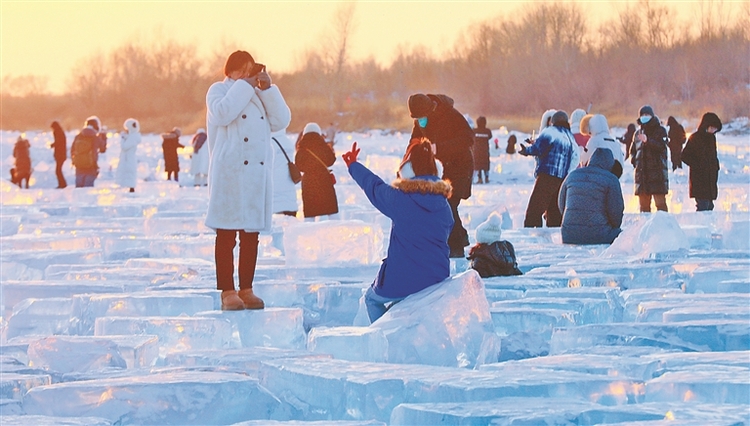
580, 114, 625, 178
115, 118, 140, 192
271, 128, 299, 216
205, 50, 291, 310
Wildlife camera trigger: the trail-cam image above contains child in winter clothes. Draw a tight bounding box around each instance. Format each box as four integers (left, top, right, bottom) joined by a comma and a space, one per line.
343, 140, 454, 323
12, 136, 32, 188
467, 212, 523, 278
681, 112, 722, 211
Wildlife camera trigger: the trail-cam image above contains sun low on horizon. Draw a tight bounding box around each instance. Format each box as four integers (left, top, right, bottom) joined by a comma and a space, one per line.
0, 0, 653, 95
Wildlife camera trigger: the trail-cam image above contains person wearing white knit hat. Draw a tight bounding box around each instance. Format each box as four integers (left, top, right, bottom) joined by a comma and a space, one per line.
474, 212, 503, 244
296, 122, 338, 220
467, 212, 522, 277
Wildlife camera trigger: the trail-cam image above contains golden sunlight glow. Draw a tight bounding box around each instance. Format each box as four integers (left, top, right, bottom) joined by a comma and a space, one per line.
98, 388, 114, 405
683, 389, 696, 402
175, 324, 185, 333
111, 301, 126, 311
665, 411, 675, 420
1, 2, 635, 94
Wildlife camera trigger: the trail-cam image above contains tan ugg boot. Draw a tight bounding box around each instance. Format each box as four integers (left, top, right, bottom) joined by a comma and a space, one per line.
238, 288, 265, 310
221, 290, 245, 311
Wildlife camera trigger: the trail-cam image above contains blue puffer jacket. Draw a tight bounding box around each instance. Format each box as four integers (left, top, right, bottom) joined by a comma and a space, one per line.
558, 148, 624, 245
348, 162, 454, 298
524, 125, 577, 179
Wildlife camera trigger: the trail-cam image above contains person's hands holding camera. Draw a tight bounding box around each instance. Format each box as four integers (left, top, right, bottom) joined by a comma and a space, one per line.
255, 71, 271, 90
342, 142, 360, 167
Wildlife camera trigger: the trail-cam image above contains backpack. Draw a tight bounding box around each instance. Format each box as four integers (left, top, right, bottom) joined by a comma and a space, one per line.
467, 240, 523, 278
72, 134, 98, 170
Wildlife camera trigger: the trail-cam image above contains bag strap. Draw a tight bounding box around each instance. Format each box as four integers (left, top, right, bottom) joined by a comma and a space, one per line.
306, 148, 330, 170
272, 137, 293, 164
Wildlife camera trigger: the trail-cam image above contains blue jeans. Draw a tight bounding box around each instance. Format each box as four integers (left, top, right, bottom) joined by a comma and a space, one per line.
75, 170, 97, 187
364, 286, 403, 323
696, 199, 714, 211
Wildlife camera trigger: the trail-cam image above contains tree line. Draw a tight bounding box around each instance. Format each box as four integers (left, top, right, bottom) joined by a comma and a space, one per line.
2, 0, 748, 134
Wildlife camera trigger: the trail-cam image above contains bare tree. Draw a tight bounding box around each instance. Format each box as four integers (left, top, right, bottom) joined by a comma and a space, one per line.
1, 74, 49, 97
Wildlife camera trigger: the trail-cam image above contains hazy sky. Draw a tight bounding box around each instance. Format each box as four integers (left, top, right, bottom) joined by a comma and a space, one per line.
0, 1, 711, 94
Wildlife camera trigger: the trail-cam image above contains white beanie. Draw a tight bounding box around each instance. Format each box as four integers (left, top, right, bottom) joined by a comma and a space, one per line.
475, 212, 503, 244
303, 122, 322, 135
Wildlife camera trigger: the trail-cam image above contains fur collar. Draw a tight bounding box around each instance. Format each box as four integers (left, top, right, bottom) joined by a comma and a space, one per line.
392, 178, 452, 198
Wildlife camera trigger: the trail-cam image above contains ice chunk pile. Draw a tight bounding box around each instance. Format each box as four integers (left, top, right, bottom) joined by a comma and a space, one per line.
369, 270, 500, 368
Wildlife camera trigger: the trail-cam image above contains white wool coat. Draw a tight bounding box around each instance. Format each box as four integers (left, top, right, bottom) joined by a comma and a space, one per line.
270, 130, 299, 214
205, 78, 291, 232
115, 119, 140, 188
580, 114, 625, 169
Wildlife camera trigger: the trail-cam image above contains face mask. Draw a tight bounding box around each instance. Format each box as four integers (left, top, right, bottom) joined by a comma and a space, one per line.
417, 117, 428, 128
640, 115, 651, 124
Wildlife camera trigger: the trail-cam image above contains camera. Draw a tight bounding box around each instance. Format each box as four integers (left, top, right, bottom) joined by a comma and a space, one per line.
249, 63, 266, 77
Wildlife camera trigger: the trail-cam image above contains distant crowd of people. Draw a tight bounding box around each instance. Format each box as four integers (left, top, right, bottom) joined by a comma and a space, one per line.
10, 48, 726, 318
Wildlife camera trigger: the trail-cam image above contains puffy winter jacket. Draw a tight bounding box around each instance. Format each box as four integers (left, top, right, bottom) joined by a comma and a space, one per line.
630, 116, 669, 195
681, 112, 722, 200
558, 148, 624, 245
348, 161, 453, 299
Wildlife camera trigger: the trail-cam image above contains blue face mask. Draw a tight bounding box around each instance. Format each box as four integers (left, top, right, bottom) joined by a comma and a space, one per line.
417, 117, 428, 128
640, 115, 651, 124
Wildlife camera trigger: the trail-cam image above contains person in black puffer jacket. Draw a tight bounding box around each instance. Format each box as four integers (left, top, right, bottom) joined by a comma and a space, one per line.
681, 112, 722, 211
630, 105, 669, 212
408, 93, 475, 258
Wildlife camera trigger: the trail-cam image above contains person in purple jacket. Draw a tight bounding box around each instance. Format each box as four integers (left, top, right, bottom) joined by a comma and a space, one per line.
342, 140, 454, 323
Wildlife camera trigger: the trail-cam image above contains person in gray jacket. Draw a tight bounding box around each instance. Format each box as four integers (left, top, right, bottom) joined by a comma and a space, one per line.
558, 147, 624, 245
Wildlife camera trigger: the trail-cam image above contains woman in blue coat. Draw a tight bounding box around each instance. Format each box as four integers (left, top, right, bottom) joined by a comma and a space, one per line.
343, 140, 454, 323
558, 148, 624, 245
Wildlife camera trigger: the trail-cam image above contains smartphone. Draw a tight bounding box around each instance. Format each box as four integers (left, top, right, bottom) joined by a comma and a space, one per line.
249, 63, 266, 77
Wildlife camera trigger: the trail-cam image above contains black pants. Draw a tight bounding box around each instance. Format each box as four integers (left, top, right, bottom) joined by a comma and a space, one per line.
215, 229, 259, 291
447, 195, 469, 252
55, 160, 67, 188
524, 173, 563, 228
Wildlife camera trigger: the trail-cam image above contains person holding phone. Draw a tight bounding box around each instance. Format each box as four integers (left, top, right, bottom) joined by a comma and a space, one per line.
205, 50, 291, 310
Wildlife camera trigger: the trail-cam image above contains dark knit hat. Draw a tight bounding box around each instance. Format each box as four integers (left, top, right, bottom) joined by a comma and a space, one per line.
639, 105, 654, 117
408, 94, 436, 118
551, 110, 569, 126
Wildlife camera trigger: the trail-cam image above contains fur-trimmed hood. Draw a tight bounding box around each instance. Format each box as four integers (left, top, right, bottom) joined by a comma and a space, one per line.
392, 176, 452, 198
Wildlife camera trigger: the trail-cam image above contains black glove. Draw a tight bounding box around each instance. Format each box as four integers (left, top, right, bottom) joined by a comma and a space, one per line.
519, 144, 528, 156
